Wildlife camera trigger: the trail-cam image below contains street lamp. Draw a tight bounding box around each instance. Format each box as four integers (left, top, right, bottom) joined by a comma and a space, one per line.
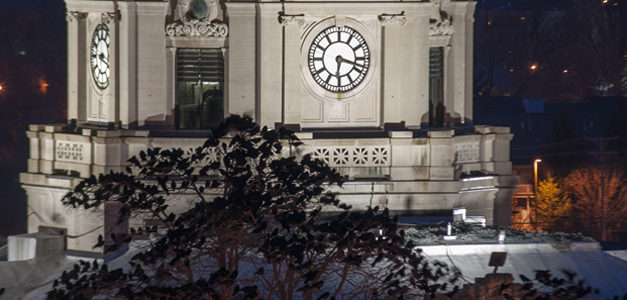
533, 159, 542, 194
529, 64, 540, 96
533, 158, 541, 231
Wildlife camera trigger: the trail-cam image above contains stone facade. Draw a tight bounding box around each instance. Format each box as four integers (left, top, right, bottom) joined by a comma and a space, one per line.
21, 0, 518, 252
62, 0, 475, 128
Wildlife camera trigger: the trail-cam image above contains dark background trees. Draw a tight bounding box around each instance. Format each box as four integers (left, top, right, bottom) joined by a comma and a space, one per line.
0, 0, 66, 237
474, 0, 625, 101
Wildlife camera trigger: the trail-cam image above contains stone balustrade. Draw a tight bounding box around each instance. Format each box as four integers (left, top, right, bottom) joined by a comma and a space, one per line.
21, 124, 516, 252
23, 124, 513, 184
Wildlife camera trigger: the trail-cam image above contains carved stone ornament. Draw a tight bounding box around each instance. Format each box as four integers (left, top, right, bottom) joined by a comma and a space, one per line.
278, 13, 307, 27
66, 11, 87, 23
378, 12, 406, 26
101, 11, 121, 24
166, 0, 228, 37
166, 19, 228, 37
174, 0, 218, 21
429, 0, 454, 36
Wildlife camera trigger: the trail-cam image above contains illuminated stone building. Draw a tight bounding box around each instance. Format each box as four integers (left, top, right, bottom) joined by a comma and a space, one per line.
21, 0, 516, 251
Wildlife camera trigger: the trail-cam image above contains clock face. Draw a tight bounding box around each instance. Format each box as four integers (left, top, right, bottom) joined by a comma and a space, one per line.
90, 24, 110, 90
308, 26, 370, 93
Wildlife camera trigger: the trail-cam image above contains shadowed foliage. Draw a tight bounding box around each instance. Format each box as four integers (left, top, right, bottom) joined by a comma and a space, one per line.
48, 115, 459, 299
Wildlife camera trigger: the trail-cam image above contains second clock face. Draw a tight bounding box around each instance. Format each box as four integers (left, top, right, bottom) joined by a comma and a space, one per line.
308, 26, 370, 93
90, 24, 110, 90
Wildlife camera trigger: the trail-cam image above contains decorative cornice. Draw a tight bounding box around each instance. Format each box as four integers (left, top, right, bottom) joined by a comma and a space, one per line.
166, 0, 227, 37
429, 16, 454, 36
430, 0, 454, 36
278, 12, 307, 27
66, 11, 87, 23
165, 19, 228, 37
101, 11, 121, 24
378, 12, 406, 26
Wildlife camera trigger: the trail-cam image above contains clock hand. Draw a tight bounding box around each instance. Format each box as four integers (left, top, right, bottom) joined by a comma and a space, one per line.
99, 53, 109, 67
343, 59, 355, 65
339, 57, 360, 66
336, 55, 345, 65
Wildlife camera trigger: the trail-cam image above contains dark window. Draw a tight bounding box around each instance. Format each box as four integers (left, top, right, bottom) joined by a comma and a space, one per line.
516, 198, 527, 207
429, 47, 444, 127
176, 48, 224, 129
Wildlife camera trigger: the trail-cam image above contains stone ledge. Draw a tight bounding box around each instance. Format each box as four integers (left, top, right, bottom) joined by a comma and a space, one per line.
428, 129, 455, 138
389, 131, 413, 138
28, 124, 45, 132
44, 125, 66, 133
19, 173, 79, 189
475, 125, 511, 134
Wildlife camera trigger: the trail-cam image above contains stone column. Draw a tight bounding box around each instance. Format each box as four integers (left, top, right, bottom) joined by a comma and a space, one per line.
450, 1, 476, 124
381, 15, 403, 125
428, 129, 455, 180
281, 12, 305, 125
165, 46, 176, 122
117, 2, 138, 128
66, 11, 88, 123
26, 125, 43, 173
389, 131, 429, 180
258, 3, 283, 127
476, 125, 513, 175
134, 2, 169, 127
101, 11, 120, 126
225, 3, 257, 119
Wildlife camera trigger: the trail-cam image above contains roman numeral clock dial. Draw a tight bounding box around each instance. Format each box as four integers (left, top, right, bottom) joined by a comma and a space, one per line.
90, 24, 110, 90
308, 26, 370, 93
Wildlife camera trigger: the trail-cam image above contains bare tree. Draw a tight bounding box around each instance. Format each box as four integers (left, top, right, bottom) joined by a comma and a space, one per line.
565, 166, 627, 241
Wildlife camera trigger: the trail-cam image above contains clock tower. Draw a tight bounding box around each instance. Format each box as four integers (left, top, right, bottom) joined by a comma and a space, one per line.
21, 0, 518, 252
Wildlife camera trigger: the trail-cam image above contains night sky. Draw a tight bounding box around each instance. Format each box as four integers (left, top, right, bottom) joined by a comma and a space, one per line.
0, 0, 624, 239
0, 0, 66, 236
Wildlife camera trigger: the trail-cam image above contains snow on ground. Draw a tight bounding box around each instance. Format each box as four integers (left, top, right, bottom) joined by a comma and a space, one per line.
403, 224, 627, 298
419, 242, 627, 298
1, 226, 626, 299
0, 240, 153, 300
605, 250, 627, 262
0, 255, 83, 300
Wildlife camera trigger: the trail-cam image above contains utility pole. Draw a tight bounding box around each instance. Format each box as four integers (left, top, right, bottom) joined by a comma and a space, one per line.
587, 137, 618, 241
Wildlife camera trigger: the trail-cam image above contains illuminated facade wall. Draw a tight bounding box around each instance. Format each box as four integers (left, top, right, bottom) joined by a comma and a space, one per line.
21, 0, 517, 252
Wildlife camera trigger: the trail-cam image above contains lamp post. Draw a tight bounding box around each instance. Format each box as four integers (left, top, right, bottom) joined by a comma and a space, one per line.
533, 159, 542, 194
530, 64, 539, 96
533, 159, 542, 231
